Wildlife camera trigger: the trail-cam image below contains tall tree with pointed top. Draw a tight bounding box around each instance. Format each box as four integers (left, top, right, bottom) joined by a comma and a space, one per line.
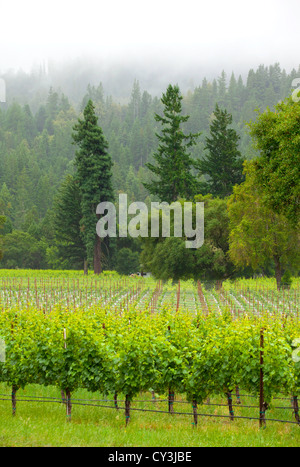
143, 84, 201, 203
196, 104, 244, 198
72, 99, 114, 274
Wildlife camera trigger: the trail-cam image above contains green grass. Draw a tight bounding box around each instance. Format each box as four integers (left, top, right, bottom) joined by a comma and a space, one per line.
0, 384, 299, 447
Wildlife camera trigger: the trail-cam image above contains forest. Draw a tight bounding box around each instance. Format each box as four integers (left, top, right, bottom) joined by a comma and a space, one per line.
0, 61, 299, 287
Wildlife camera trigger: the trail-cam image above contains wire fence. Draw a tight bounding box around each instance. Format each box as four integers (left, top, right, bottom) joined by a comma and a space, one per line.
1, 390, 299, 427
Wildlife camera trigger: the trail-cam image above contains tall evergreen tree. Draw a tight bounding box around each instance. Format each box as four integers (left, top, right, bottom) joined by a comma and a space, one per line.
217, 70, 227, 107
128, 79, 142, 123
72, 99, 114, 274
52, 174, 86, 270
196, 104, 244, 198
143, 84, 200, 203
45, 87, 59, 135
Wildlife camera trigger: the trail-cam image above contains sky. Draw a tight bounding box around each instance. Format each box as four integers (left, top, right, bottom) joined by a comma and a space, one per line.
1, 0, 300, 76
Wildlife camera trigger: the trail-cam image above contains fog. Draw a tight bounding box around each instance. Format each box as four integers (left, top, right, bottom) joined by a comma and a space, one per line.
1, 0, 300, 97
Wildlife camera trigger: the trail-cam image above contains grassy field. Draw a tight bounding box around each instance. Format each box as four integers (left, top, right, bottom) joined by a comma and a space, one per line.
0, 383, 300, 447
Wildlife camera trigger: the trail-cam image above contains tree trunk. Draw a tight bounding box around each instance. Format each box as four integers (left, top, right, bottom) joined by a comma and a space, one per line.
192, 399, 198, 427
292, 395, 300, 424
12, 385, 18, 416
125, 395, 131, 426
274, 255, 282, 291
226, 391, 234, 421
94, 235, 102, 275
114, 391, 119, 410
168, 389, 174, 414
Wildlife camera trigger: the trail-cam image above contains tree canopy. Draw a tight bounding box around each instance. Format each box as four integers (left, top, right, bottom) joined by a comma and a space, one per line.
0, 64, 299, 282
227, 162, 300, 289
140, 196, 236, 283
249, 95, 300, 225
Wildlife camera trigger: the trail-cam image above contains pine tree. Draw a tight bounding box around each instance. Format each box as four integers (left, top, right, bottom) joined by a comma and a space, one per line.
53, 174, 86, 270
0, 182, 13, 218
128, 80, 141, 123
217, 70, 227, 107
45, 87, 59, 135
196, 104, 244, 198
72, 99, 114, 274
143, 84, 200, 203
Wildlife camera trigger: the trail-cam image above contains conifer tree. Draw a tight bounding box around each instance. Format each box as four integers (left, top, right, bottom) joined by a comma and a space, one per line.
196, 104, 244, 198
72, 99, 114, 274
143, 84, 200, 203
53, 174, 86, 270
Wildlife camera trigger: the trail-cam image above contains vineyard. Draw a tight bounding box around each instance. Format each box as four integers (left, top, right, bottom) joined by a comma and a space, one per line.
0, 269, 300, 433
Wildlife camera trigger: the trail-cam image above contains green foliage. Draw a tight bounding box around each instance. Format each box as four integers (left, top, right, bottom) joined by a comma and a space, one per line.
115, 247, 140, 275
0, 64, 299, 282
196, 104, 244, 197
143, 84, 201, 203
1, 230, 48, 269
72, 99, 114, 273
52, 174, 85, 269
227, 162, 300, 289
141, 196, 235, 282
0, 301, 299, 408
249, 96, 300, 225
282, 270, 293, 289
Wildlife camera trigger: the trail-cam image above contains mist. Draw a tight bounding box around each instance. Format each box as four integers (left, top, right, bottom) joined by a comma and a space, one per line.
1, 0, 300, 101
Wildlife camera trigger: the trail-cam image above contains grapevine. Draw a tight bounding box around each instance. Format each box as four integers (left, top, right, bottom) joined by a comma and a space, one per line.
0, 271, 299, 426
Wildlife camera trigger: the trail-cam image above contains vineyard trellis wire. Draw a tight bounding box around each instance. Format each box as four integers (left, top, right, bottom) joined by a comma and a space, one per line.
0, 389, 300, 427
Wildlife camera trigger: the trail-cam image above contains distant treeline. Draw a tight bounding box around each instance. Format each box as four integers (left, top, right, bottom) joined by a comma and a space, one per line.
0, 62, 298, 272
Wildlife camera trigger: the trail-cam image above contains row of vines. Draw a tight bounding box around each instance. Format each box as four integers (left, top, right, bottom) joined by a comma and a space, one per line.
1, 295, 300, 426
0, 271, 299, 426
1, 272, 298, 316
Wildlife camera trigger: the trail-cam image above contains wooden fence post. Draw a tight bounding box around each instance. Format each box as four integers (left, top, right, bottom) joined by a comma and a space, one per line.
259, 328, 266, 428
